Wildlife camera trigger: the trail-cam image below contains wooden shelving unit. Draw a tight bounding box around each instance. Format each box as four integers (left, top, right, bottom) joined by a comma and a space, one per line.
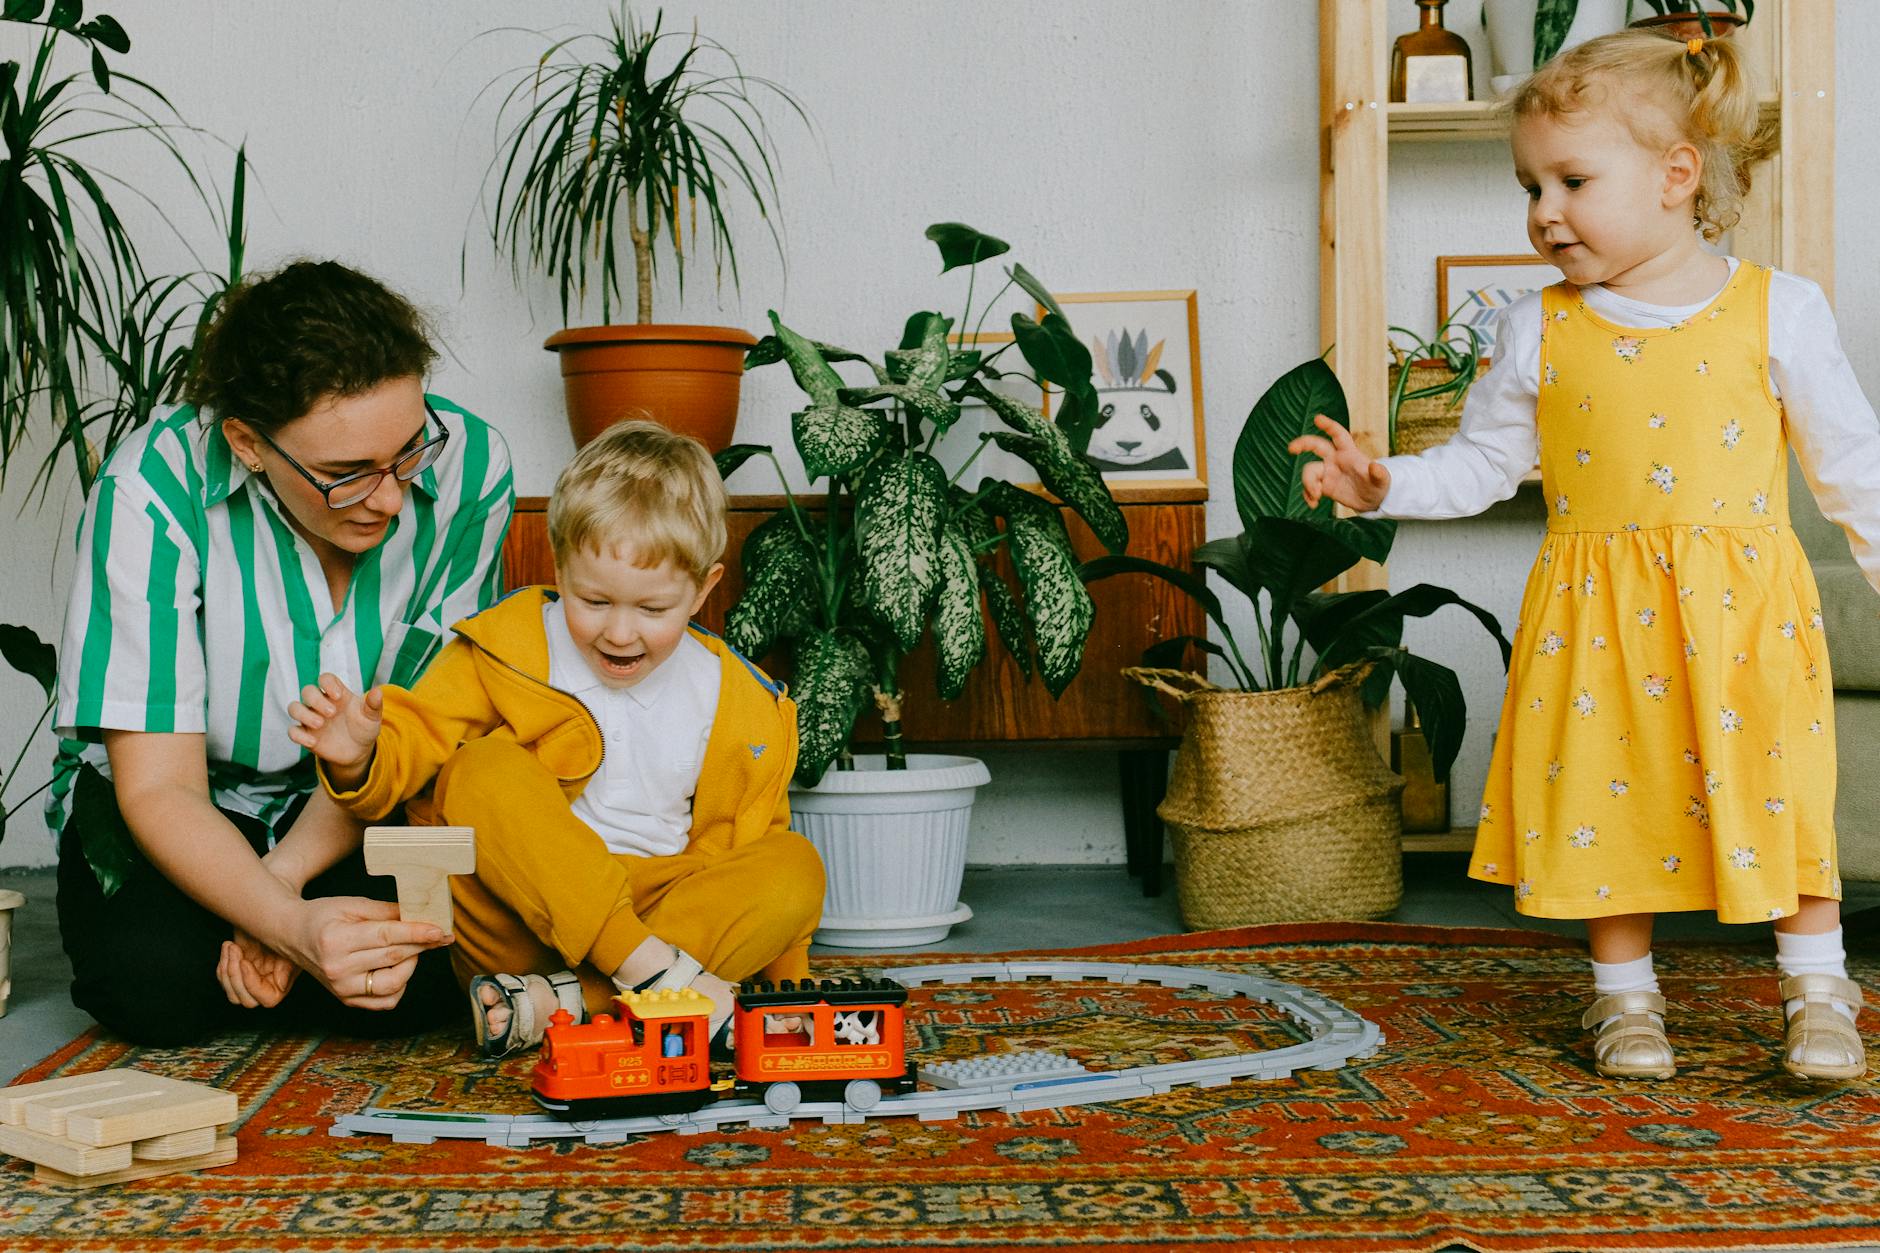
1319, 0, 1836, 850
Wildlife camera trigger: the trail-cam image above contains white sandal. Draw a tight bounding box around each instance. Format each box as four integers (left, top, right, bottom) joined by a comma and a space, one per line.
469, 970, 584, 1059
1778, 973, 1867, 1082
1581, 989, 1676, 1079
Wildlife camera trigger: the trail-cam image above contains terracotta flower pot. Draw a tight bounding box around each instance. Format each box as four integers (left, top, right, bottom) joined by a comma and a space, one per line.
1627, 12, 1746, 39
544, 323, 758, 451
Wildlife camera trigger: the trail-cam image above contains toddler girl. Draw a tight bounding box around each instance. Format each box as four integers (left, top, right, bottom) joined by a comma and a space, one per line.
1291, 30, 1878, 1082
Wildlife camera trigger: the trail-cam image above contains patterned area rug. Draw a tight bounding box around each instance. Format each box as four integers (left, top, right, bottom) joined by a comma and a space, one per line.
3, 923, 1877, 1252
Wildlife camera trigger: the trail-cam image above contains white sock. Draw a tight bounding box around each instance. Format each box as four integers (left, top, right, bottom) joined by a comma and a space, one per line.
1592, 954, 1661, 1026
1775, 927, 1857, 1023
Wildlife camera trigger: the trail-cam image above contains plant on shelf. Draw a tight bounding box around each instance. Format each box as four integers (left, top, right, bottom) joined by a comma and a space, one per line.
1, 1, 245, 497
479, 3, 811, 450
725, 222, 1124, 787
717, 222, 1124, 948
1627, 0, 1753, 36
1081, 357, 1512, 927
1387, 320, 1485, 457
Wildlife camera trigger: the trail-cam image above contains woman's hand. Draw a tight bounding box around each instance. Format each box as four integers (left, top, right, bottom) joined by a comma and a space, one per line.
217, 929, 301, 1008
1287, 414, 1392, 512
287, 673, 383, 789
276, 895, 452, 1010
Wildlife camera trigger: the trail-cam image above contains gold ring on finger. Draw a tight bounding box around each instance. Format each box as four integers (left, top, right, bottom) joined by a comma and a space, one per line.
365, 969, 376, 997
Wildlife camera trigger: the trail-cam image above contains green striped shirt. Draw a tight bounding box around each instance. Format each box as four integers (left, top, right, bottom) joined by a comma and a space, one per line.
49, 395, 513, 842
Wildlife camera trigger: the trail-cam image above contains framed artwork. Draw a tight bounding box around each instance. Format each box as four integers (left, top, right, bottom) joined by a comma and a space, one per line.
1040, 289, 1207, 501
1436, 254, 1565, 358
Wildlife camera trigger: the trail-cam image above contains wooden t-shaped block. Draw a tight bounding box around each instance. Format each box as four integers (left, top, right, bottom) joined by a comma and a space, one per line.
363, 826, 476, 933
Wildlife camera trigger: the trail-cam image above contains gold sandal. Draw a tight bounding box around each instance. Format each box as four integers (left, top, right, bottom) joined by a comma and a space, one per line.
1777, 973, 1867, 1082
1581, 989, 1676, 1079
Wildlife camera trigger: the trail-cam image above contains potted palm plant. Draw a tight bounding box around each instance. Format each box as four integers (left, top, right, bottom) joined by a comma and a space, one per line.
1084, 357, 1511, 929
2, 1, 244, 495
480, 5, 809, 451
720, 223, 1123, 947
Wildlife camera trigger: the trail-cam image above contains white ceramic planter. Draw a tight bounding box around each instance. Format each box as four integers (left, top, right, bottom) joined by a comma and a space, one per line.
790, 754, 991, 948
0, 889, 23, 1019
1483, 0, 1628, 93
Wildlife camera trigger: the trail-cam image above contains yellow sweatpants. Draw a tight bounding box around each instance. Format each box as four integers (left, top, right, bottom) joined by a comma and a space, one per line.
430, 737, 824, 1016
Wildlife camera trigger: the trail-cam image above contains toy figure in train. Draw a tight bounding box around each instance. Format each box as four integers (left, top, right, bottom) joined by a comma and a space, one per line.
531, 978, 911, 1120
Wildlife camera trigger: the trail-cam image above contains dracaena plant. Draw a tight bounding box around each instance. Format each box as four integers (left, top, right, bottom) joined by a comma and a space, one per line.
478, 3, 809, 327
720, 223, 1126, 787
1082, 357, 1513, 783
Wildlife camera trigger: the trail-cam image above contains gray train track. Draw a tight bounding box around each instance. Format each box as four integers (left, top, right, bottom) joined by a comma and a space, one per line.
328, 959, 1383, 1148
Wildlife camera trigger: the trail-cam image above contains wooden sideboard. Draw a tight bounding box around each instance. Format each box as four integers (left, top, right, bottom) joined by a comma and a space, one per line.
502, 495, 1207, 893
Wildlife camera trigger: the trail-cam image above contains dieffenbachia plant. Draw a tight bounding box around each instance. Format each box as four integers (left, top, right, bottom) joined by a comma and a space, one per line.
720, 223, 1127, 787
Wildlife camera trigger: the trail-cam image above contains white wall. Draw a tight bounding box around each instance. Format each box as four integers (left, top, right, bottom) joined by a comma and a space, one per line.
1, 1, 1873, 870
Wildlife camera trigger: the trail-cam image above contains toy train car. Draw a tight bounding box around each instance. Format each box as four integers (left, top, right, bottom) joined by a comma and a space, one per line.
530, 977, 911, 1120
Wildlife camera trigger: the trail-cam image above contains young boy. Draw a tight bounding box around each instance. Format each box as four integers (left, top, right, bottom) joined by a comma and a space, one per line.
287, 420, 824, 1057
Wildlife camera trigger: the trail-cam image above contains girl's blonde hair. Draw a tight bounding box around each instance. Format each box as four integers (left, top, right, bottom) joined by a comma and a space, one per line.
1510, 29, 1778, 241
548, 418, 728, 581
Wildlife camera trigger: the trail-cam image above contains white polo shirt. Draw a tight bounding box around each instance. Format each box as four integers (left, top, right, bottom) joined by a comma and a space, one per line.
543, 598, 721, 858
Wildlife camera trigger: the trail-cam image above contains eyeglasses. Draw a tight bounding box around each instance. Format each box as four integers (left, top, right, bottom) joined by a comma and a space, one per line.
253, 404, 450, 509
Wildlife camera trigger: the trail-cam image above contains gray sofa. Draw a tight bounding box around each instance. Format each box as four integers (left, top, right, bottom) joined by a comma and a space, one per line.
1789, 455, 1880, 882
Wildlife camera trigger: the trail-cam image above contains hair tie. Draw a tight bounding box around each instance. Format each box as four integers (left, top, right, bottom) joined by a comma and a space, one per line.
1686, 36, 1705, 56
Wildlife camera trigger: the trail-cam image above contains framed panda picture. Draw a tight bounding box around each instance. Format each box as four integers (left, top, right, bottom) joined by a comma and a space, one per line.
1041, 289, 1208, 501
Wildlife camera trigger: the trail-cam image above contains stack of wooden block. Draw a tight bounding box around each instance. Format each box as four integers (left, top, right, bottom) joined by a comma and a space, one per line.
0, 1070, 238, 1187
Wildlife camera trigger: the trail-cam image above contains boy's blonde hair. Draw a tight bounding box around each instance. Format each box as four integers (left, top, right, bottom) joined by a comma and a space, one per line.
1510, 29, 1778, 241
547, 418, 728, 580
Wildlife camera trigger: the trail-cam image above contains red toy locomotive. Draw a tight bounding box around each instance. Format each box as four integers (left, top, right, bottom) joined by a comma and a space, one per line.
530, 977, 911, 1120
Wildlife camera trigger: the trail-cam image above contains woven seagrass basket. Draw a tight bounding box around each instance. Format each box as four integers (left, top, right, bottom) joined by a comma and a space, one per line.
1127, 664, 1405, 929
1390, 357, 1488, 456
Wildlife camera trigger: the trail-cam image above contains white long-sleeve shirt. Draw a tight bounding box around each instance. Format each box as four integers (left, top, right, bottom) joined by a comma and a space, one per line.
1370, 260, 1880, 592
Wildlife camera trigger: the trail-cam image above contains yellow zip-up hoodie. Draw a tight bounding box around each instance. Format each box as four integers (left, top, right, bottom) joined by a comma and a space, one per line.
321, 586, 800, 857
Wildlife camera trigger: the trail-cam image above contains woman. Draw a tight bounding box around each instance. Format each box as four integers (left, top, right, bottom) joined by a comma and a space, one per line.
51, 260, 514, 1045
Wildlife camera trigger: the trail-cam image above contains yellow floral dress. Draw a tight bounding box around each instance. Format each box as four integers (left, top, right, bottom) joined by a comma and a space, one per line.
1470, 262, 1841, 922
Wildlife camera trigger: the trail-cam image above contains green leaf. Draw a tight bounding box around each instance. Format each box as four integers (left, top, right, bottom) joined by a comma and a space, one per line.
1006, 263, 1064, 322
46, 0, 78, 28
1315, 582, 1512, 676
1291, 588, 1390, 659
978, 566, 1031, 678
890, 312, 952, 387
966, 381, 1128, 555
1533, 0, 1578, 65
0, 623, 57, 697
724, 513, 819, 659
789, 630, 873, 787
73, 761, 139, 898
766, 311, 844, 405
1369, 647, 1468, 783
841, 383, 961, 436
931, 523, 985, 700
925, 222, 1010, 273
1232, 357, 1350, 533
855, 454, 947, 651
714, 443, 769, 482
3, 1, 49, 22
793, 402, 891, 482
78, 13, 128, 52
89, 45, 108, 93
993, 486, 1094, 696
746, 334, 871, 373
1191, 536, 1259, 601
1011, 312, 1093, 397
1240, 515, 1392, 612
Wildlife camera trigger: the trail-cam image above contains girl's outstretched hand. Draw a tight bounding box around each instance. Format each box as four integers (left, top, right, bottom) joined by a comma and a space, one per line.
286, 672, 382, 787
1287, 414, 1392, 512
